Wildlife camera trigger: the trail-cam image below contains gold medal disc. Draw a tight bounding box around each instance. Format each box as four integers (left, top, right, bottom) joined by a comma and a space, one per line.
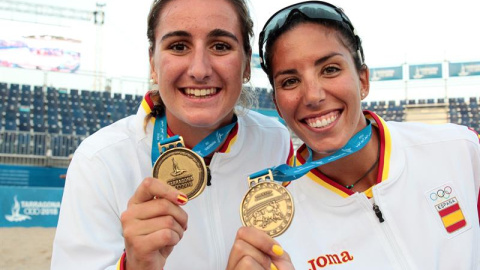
153, 148, 207, 200
240, 182, 294, 237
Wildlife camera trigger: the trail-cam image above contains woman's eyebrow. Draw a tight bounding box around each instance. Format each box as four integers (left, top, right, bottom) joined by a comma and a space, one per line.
208, 28, 239, 43
314, 52, 342, 66
161, 30, 191, 41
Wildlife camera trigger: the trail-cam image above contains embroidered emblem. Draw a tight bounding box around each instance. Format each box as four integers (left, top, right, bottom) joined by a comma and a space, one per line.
427, 184, 467, 233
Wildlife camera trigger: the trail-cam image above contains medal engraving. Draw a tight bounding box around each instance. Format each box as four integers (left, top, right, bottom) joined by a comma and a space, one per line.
153, 148, 207, 200
240, 171, 294, 237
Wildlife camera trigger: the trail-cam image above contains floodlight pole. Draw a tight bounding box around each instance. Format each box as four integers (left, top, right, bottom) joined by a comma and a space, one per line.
93, 2, 105, 92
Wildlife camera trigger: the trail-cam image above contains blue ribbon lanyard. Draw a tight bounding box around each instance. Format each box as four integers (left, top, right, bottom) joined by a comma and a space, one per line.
150, 114, 238, 166
250, 121, 373, 182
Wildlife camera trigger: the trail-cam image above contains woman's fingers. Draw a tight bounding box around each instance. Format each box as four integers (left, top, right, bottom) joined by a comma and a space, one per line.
128, 177, 188, 206
228, 227, 288, 270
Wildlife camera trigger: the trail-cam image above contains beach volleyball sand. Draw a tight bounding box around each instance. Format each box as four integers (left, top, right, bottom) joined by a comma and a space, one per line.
0, 227, 56, 270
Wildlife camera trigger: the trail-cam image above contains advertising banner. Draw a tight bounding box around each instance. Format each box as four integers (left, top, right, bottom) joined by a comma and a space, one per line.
449, 61, 480, 77
409, 64, 442, 80
370, 66, 403, 81
0, 186, 63, 227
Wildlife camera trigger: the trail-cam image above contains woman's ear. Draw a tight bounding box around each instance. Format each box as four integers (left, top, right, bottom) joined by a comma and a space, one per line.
359, 65, 370, 99
243, 53, 252, 82
149, 52, 158, 83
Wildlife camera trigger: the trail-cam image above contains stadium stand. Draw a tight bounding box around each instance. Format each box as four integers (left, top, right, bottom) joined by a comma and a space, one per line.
0, 83, 144, 168
1, 82, 479, 169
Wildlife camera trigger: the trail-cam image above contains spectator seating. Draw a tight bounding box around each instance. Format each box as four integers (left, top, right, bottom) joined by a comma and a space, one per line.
1, 82, 479, 158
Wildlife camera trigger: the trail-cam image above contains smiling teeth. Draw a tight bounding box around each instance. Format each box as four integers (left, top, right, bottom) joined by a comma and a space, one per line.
306, 113, 338, 128
184, 88, 217, 97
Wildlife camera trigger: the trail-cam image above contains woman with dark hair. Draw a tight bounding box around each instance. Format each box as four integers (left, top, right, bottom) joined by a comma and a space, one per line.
51, 0, 292, 269
228, 1, 480, 269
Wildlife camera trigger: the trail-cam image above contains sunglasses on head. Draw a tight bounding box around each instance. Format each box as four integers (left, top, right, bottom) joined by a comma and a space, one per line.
258, 0, 363, 73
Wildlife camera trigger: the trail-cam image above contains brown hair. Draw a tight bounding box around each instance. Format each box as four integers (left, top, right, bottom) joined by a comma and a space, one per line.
144, 0, 255, 131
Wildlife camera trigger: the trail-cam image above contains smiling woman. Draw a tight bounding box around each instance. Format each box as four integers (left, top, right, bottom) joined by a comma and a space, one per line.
49, 0, 293, 269
257, 1, 480, 269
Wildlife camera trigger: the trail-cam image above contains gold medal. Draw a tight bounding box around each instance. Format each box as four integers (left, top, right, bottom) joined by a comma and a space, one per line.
240, 170, 294, 237
153, 137, 207, 200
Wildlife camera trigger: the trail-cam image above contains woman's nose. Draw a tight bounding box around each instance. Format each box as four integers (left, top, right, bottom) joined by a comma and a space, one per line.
187, 48, 212, 82
303, 80, 326, 107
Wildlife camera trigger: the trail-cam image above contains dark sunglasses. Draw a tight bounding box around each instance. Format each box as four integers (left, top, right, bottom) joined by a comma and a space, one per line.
258, 0, 363, 73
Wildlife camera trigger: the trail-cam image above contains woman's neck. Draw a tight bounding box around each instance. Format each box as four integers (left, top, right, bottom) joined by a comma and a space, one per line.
165, 111, 235, 152
315, 126, 381, 191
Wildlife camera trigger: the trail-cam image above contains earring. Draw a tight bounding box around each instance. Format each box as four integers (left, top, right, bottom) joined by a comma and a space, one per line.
243, 77, 249, 84
361, 92, 365, 98
150, 79, 159, 91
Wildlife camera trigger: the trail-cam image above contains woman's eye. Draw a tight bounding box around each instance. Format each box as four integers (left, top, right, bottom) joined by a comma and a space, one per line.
324, 66, 340, 74
281, 78, 299, 88
212, 42, 231, 52
170, 43, 187, 52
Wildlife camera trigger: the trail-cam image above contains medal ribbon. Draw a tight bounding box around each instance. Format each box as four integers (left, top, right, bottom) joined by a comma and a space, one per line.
250, 121, 373, 182
151, 114, 237, 166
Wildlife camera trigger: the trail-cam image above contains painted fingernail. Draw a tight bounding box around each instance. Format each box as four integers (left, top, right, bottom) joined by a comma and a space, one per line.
272, 244, 284, 256
271, 263, 278, 270
177, 194, 188, 205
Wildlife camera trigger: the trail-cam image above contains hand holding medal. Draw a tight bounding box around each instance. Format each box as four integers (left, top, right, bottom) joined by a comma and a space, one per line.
241, 121, 373, 237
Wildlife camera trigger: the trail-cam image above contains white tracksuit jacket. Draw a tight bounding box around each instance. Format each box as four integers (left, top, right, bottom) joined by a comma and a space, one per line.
278, 112, 480, 270
50, 97, 292, 270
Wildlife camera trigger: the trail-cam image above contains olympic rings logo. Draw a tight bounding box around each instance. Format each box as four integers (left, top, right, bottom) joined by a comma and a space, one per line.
430, 186, 452, 201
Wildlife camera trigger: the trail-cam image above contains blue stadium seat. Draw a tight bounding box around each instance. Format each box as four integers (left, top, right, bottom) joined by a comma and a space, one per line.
70, 89, 79, 97
100, 118, 112, 128
0, 82, 7, 92
75, 125, 87, 136
62, 123, 73, 135
86, 117, 99, 134
20, 85, 32, 106
48, 124, 60, 134
9, 83, 20, 97
18, 109, 31, 131
47, 110, 60, 133
5, 119, 17, 131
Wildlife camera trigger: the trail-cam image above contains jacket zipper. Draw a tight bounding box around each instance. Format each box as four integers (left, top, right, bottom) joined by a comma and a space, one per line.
372, 202, 385, 223
205, 166, 225, 270
369, 193, 410, 269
